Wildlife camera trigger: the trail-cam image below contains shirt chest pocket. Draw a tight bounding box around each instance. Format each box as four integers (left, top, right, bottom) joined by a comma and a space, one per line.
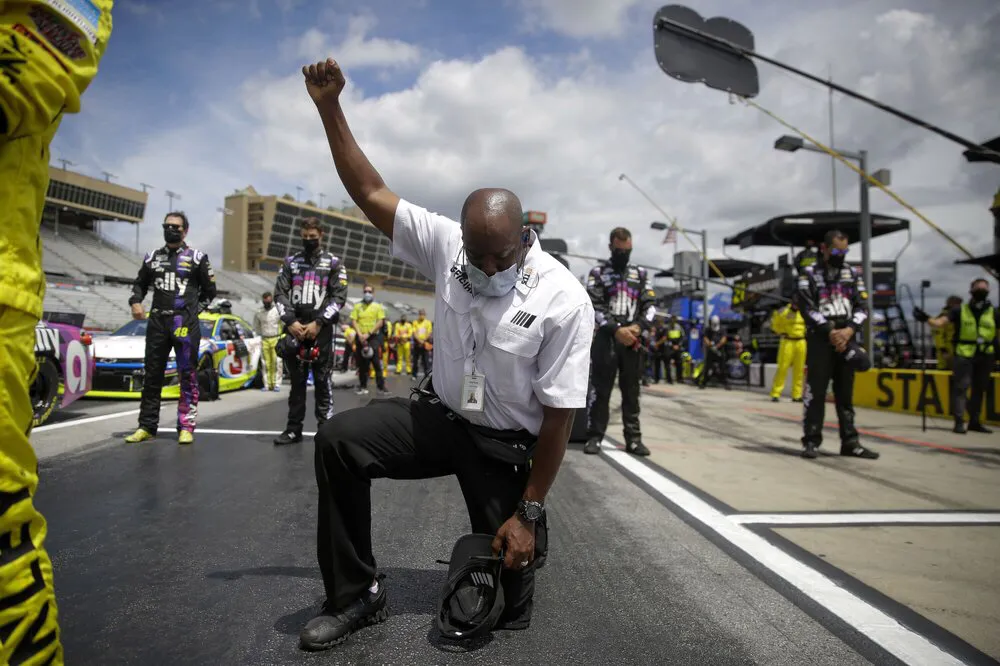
484, 328, 542, 404
438, 280, 474, 361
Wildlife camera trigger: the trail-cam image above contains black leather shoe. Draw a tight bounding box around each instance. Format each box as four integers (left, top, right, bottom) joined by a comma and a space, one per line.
968, 423, 993, 434
273, 431, 302, 446
841, 444, 879, 460
801, 443, 818, 459
953, 422, 967, 434
299, 576, 388, 651
583, 437, 602, 455
626, 440, 650, 456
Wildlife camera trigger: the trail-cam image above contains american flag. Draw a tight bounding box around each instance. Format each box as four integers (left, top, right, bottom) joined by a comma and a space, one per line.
662, 224, 676, 245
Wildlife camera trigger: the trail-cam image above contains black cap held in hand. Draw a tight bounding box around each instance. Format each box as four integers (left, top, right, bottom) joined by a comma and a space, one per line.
843, 341, 872, 372
437, 533, 506, 641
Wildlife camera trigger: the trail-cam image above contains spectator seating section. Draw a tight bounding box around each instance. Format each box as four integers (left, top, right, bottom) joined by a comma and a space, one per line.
39, 224, 435, 332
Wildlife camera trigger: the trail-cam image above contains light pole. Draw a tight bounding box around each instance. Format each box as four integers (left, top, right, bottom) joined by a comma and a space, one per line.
101, 170, 117, 183
295, 185, 304, 202
165, 190, 181, 213
651, 221, 709, 328
319, 192, 326, 209
138, 183, 154, 254
773, 135, 888, 354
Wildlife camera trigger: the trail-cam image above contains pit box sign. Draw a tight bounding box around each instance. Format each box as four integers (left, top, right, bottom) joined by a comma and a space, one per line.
870, 261, 897, 309
853, 368, 1000, 425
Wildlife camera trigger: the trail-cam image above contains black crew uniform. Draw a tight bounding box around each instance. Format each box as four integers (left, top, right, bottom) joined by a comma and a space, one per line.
273, 248, 349, 443
794, 246, 819, 275
128, 244, 216, 434
662, 322, 685, 383
698, 326, 729, 389
584, 260, 656, 455
797, 258, 879, 459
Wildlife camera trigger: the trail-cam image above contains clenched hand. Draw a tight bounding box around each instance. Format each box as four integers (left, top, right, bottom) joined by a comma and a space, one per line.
303, 58, 346, 106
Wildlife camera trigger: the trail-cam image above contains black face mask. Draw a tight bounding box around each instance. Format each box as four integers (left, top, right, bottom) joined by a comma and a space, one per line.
827, 254, 845, 268
610, 248, 631, 270
303, 238, 319, 255
263, 301, 273, 309
164, 226, 183, 244
971, 289, 988, 303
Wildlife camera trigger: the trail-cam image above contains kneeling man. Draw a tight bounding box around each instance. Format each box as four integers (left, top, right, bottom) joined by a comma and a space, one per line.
300, 56, 594, 650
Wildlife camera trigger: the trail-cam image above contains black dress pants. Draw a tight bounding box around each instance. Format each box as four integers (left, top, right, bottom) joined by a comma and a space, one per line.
313, 396, 548, 626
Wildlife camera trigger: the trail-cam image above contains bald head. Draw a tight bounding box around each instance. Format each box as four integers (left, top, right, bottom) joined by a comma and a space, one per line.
461, 188, 526, 276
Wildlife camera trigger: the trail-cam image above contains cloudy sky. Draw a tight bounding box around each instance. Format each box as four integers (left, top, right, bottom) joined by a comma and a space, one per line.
52, 0, 999, 303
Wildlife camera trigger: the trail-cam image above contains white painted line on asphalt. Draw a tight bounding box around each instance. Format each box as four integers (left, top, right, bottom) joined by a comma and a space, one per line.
33, 408, 142, 433
600, 441, 968, 666
196, 429, 318, 436
732, 512, 1000, 525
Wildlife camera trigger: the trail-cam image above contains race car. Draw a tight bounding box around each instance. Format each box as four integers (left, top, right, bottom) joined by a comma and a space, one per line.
88, 312, 264, 399
31, 317, 97, 427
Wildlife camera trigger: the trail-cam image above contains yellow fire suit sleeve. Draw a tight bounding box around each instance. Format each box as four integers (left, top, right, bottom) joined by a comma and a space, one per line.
0, 0, 114, 318
770, 307, 787, 336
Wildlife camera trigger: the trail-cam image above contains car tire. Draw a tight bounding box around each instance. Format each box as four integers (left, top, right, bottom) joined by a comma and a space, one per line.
251, 358, 264, 389
31, 357, 61, 427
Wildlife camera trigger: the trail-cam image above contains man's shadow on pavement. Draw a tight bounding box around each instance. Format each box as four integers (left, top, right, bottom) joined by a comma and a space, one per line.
205, 565, 494, 653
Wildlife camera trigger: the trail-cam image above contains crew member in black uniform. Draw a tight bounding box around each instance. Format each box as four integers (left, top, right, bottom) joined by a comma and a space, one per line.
273, 217, 349, 446
794, 239, 820, 275
698, 315, 729, 389
798, 230, 879, 460
663, 315, 685, 383
584, 227, 656, 456
125, 212, 217, 445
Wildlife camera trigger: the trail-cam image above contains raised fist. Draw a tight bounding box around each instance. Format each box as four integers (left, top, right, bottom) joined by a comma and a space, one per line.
302, 58, 346, 105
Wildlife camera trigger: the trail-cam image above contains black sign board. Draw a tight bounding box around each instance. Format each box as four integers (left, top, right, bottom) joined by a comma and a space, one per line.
870, 261, 897, 308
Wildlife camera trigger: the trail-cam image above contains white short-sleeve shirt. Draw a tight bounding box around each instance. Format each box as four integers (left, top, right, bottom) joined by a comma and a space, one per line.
392, 198, 594, 435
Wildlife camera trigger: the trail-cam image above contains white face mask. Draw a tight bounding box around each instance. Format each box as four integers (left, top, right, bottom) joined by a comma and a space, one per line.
465, 261, 519, 298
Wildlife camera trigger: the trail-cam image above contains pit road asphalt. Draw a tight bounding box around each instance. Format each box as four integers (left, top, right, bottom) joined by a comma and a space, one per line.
38, 377, 883, 666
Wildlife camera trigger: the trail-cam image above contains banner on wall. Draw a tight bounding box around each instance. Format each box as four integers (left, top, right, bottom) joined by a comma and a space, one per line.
852, 368, 1000, 425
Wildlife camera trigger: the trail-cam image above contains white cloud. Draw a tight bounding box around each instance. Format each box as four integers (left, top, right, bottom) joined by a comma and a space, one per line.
78, 2, 1000, 308
289, 15, 421, 69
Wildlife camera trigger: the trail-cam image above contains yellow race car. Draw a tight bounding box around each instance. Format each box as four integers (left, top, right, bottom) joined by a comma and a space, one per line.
87, 312, 264, 399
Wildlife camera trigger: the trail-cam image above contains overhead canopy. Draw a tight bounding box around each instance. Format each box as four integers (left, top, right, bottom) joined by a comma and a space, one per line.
955, 253, 1000, 273
723, 211, 910, 248
656, 258, 765, 279
963, 135, 1000, 164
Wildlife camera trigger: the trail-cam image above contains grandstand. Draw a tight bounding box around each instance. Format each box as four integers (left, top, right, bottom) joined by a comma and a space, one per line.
38, 167, 434, 331
41, 222, 434, 331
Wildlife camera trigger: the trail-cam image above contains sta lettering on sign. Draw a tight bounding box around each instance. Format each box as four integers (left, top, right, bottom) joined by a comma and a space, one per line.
853, 369, 1000, 425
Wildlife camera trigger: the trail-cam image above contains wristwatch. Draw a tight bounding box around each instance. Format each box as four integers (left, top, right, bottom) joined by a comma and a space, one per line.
517, 499, 544, 522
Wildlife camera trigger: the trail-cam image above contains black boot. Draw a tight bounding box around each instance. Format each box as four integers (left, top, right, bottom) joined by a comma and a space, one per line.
583, 437, 602, 455
273, 431, 302, 446
953, 421, 967, 434
968, 422, 993, 434
801, 443, 819, 459
299, 576, 388, 651
841, 444, 880, 460
626, 440, 650, 456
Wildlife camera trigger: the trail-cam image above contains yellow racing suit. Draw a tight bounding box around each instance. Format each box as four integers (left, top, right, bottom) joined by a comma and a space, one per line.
1, 3, 113, 664
770, 304, 807, 400
393, 321, 413, 375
